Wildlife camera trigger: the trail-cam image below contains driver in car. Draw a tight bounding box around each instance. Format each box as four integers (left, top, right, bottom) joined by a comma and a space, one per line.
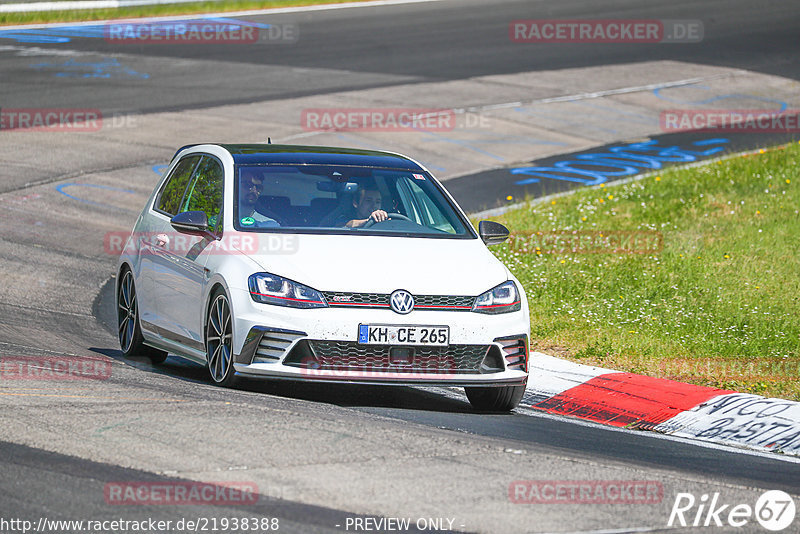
339, 184, 388, 228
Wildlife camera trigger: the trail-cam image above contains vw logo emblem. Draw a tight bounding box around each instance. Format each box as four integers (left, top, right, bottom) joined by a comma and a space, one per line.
389, 290, 414, 314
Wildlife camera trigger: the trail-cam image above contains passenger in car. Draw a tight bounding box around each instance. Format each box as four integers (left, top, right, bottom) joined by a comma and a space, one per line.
239, 169, 280, 228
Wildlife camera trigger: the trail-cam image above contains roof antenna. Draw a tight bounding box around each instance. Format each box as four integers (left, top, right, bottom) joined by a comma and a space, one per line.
267, 137, 271, 144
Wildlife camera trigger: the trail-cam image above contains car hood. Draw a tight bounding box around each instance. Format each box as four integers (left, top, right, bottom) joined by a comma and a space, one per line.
241, 233, 508, 295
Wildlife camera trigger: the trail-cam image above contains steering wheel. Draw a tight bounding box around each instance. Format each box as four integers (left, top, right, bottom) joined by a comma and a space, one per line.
361, 212, 412, 228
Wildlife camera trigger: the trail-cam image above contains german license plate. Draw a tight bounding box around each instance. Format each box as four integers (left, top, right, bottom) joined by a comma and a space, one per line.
358, 324, 450, 346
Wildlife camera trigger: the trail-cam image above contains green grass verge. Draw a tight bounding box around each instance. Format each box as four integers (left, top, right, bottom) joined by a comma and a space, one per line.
0, 0, 368, 26
489, 141, 800, 400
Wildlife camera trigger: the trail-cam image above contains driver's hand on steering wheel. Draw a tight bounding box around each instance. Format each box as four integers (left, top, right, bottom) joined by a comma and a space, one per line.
369, 210, 388, 223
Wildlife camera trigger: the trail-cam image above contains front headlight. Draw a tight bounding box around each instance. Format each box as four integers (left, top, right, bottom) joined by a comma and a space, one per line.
248, 273, 328, 309
473, 281, 521, 314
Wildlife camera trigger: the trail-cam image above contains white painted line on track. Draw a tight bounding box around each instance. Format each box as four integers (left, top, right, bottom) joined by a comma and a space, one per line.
471, 74, 739, 112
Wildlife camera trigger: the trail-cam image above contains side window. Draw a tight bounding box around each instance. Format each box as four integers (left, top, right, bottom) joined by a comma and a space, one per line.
155, 156, 200, 216
405, 178, 458, 234
181, 156, 224, 231
395, 178, 423, 223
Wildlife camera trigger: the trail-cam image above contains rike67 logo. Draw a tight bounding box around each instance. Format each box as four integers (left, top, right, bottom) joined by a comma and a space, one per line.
668, 490, 796, 531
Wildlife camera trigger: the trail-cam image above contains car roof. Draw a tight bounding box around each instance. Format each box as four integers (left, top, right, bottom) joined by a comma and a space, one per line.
173, 143, 425, 171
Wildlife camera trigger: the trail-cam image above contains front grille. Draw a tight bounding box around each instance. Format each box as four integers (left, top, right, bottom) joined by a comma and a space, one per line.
321, 291, 474, 311
416, 295, 473, 309
284, 340, 499, 374
324, 292, 389, 306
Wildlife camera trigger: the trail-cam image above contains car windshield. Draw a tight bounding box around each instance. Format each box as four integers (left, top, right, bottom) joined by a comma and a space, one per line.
234, 165, 474, 238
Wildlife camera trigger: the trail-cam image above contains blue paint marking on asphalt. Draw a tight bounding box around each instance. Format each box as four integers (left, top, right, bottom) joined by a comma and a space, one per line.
653, 87, 788, 113
0, 17, 272, 44
419, 161, 446, 172
0, 24, 106, 44
153, 164, 168, 176
31, 57, 149, 79
511, 138, 730, 186
56, 183, 137, 208
692, 138, 730, 146
203, 17, 272, 30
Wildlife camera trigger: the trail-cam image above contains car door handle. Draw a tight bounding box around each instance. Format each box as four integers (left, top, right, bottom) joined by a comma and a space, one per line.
152, 233, 170, 248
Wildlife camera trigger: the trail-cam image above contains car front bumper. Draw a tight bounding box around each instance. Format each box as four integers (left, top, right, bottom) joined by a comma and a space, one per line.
229, 287, 530, 386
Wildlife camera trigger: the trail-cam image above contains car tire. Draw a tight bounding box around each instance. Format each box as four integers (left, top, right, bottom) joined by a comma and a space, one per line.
117, 268, 168, 363
465, 385, 526, 412
205, 287, 238, 387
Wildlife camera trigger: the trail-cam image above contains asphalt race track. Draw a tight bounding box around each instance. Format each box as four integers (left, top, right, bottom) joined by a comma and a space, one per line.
2, 1, 800, 532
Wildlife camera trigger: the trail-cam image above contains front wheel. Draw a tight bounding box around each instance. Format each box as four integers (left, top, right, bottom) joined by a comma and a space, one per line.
117, 268, 168, 363
465, 385, 526, 412
206, 288, 237, 387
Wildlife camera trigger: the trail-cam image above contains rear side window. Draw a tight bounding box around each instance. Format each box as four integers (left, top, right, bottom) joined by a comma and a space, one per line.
181, 156, 224, 231
155, 156, 200, 216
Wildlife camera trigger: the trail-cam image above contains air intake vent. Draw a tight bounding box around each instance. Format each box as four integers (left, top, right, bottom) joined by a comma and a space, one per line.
254, 331, 304, 363
239, 326, 306, 365
495, 335, 528, 372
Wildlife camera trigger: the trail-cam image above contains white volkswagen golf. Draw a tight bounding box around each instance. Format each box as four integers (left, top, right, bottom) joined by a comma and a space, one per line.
117, 144, 530, 411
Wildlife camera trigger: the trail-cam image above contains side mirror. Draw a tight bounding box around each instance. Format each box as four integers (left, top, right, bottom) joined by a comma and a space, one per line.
478, 220, 510, 246
170, 211, 210, 236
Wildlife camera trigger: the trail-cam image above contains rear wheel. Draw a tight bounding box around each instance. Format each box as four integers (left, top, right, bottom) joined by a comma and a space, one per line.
206, 288, 237, 387
465, 385, 526, 412
117, 268, 168, 363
